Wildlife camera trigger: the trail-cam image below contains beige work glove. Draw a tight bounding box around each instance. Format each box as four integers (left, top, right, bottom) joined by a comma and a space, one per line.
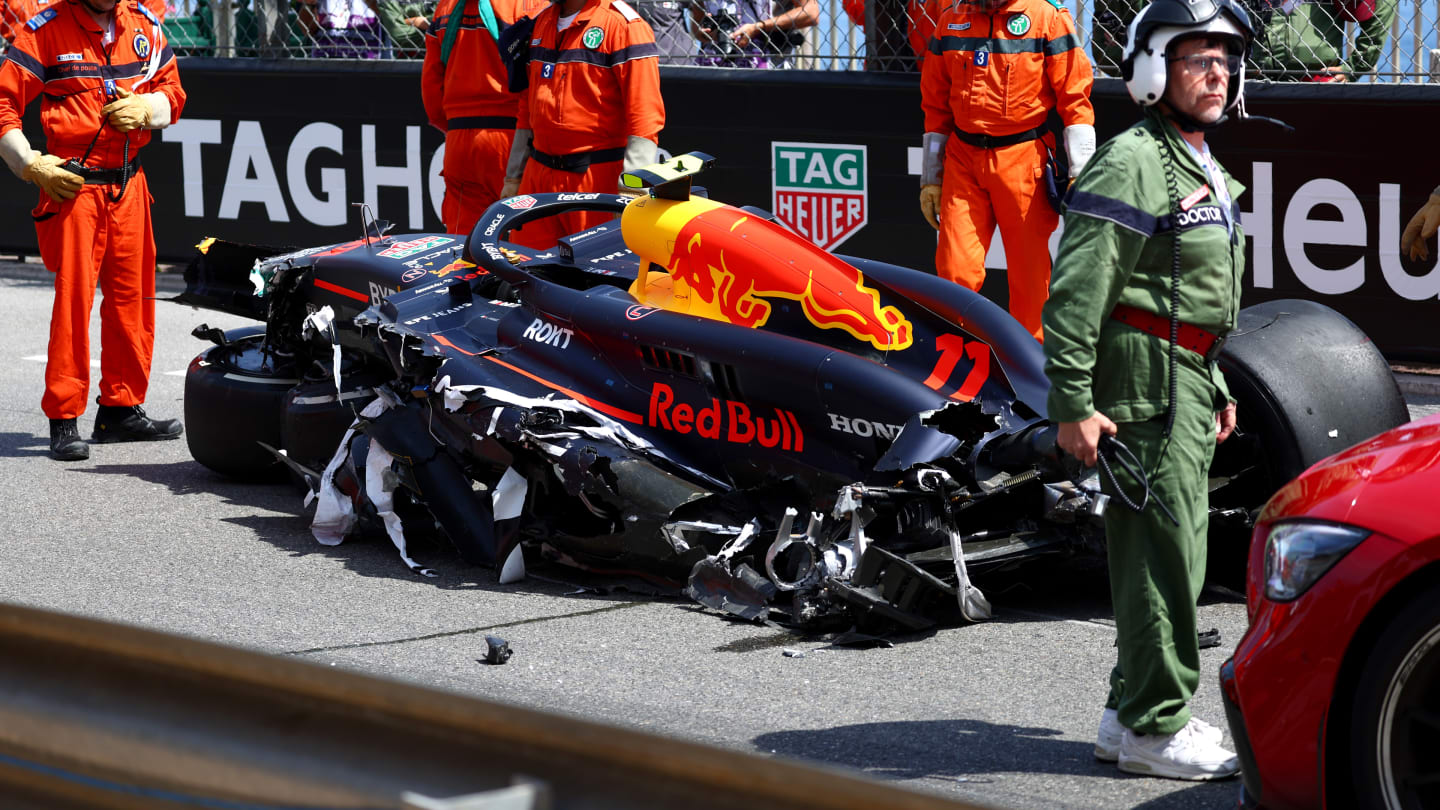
500, 178, 521, 199
1402, 192, 1440, 261
1063, 124, 1096, 179
22, 154, 83, 202
919, 184, 942, 231
102, 86, 151, 133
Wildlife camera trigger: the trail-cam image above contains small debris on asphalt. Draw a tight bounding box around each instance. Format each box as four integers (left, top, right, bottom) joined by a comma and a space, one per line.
484, 635, 513, 665
782, 648, 806, 658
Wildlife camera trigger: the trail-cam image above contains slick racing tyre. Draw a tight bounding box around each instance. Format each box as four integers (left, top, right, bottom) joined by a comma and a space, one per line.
1347, 584, 1440, 809
280, 360, 385, 475
184, 329, 300, 480
1208, 299, 1409, 578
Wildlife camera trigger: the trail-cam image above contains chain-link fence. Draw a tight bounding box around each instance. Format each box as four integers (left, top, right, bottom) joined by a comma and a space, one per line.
1, 0, 1435, 79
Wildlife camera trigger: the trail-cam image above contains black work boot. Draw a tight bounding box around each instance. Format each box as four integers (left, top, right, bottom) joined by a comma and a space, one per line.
91, 404, 184, 443
49, 418, 90, 461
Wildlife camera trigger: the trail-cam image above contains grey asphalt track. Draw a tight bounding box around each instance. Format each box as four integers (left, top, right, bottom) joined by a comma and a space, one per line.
0, 259, 1435, 810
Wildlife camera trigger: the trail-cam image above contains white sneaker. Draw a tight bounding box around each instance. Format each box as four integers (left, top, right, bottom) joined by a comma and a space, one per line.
1095, 709, 1124, 762
1097, 709, 1227, 762
1095, 709, 1224, 762
1117, 717, 1240, 780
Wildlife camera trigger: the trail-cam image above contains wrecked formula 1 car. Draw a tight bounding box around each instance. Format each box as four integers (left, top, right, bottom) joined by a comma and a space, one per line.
175, 153, 1409, 632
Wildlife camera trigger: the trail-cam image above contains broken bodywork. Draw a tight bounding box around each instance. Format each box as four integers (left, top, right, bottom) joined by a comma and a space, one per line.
175, 154, 1408, 633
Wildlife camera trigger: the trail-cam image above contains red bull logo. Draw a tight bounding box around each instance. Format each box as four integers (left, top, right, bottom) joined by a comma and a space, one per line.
431, 260, 473, 278
662, 205, 913, 351
648, 383, 804, 452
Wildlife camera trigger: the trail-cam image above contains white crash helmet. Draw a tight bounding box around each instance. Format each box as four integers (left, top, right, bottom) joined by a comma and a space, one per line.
1121, 0, 1254, 111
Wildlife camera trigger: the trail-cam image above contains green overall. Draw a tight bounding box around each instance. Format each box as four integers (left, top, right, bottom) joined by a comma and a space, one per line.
1042, 111, 1245, 735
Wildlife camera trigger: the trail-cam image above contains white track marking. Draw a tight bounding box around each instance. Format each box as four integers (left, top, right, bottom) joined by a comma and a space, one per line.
24, 354, 186, 375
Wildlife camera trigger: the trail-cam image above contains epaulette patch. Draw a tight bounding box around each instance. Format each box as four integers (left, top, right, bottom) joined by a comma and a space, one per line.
612, 0, 641, 22
25, 8, 57, 31
137, 2, 160, 25
1041, 0, 1065, 11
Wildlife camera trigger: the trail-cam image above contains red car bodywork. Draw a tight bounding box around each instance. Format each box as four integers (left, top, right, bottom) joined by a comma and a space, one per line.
1221, 413, 1440, 809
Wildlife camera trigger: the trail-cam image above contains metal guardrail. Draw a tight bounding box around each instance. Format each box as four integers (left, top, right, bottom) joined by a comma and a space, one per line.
0, 0, 1433, 80
0, 601, 998, 810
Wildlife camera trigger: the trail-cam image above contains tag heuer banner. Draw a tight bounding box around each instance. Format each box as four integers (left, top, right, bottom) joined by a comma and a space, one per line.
771, 142, 868, 251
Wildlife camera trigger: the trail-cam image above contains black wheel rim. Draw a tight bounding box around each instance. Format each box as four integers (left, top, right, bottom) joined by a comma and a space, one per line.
1377, 623, 1440, 808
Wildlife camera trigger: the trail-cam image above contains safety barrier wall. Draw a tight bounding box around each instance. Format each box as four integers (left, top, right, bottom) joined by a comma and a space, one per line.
0, 62, 1437, 358
0, 601, 993, 809
4, 0, 1437, 80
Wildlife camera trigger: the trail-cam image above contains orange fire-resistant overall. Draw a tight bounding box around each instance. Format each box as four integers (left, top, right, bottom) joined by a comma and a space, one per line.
0, 0, 185, 420
513, 0, 663, 248
421, 0, 545, 237
921, 0, 1092, 339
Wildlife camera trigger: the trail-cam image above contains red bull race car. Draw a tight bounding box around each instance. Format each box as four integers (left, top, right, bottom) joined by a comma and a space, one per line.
175, 153, 1409, 631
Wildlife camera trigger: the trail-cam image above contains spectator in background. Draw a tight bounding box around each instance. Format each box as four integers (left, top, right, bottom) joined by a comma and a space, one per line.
1092, 0, 1140, 74
1096, 0, 1393, 79
422, 0, 543, 235
378, 0, 432, 56
1402, 185, 1440, 261
1247, 0, 1395, 80
842, 0, 920, 69
1, 0, 45, 44
692, 0, 768, 65
906, 0, 940, 66
631, 0, 694, 61
919, 0, 1095, 340
501, 0, 665, 247
694, 0, 814, 67
297, 0, 388, 57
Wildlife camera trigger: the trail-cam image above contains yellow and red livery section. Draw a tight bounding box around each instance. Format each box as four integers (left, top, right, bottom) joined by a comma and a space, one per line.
621, 195, 913, 352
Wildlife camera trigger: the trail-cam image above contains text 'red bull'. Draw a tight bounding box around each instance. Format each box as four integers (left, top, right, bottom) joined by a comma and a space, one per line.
648, 383, 804, 452
665, 206, 913, 352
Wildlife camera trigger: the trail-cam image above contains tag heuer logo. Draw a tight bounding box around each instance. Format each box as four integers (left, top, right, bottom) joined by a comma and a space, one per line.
771, 142, 868, 251
582, 26, 604, 48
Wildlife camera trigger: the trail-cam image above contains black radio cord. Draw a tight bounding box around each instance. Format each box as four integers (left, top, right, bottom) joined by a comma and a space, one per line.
74, 48, 134, 203
1097, 433, 1180, 527
1156, 118, 1184, 443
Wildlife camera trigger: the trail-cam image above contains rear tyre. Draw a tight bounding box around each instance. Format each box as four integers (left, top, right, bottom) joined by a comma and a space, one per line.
1348, 585, 1440, 809
1208, 300, 1409, 581
184, 330, 300, 480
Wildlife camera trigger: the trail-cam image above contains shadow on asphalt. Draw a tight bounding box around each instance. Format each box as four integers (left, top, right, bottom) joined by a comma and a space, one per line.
974, 549, 1244, 627
753, 719, 1234, 806
0, 272, 55, 290
0, 430, 52, 459
976, 556, 1117, 624
74, 459, 666, 603
76, 461, 475, 586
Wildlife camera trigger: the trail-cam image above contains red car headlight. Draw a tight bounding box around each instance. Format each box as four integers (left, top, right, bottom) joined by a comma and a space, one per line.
1263, 521, 1371, 602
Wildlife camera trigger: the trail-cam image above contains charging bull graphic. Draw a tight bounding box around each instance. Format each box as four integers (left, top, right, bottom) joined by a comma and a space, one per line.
624, 196, 913, 352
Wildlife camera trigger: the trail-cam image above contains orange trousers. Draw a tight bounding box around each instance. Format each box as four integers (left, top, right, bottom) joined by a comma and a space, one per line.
36, 171, 156, 420
441, 127, 515, 238
936, 136, 1058, 341
512, 158, 622, 250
